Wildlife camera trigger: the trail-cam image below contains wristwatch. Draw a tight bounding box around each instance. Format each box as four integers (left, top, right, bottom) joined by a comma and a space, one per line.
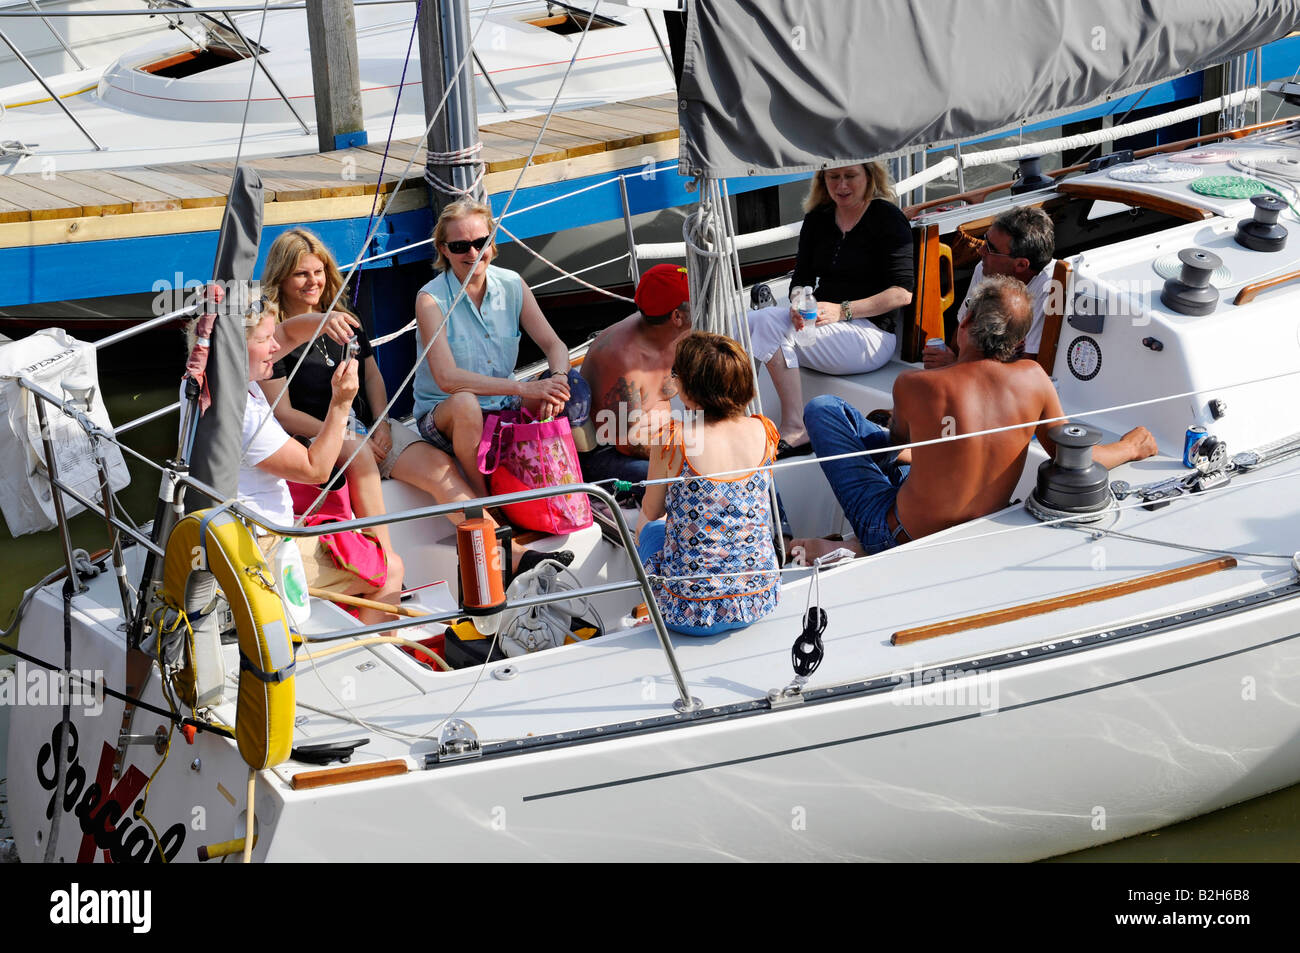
840, 300, 854, 322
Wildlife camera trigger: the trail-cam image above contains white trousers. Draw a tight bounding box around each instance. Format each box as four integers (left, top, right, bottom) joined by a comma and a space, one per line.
747, 305, 896, 376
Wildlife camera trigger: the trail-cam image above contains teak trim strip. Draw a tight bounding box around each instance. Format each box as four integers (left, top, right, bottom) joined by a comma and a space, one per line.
1036, 259, 1071, 376
291, 759, 409, 791
1234, 268, 1300, 306
1053, 181, 1214, 221
891, 556, 1237, 645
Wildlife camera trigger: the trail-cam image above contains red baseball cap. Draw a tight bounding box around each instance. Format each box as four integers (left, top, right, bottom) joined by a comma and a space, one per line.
635, 264, 689, 317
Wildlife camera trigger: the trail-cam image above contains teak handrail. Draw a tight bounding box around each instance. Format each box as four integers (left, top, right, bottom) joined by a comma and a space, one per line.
891, 556, 1236, 645
291, 759, 409, 791
1234, 268, 1300, 306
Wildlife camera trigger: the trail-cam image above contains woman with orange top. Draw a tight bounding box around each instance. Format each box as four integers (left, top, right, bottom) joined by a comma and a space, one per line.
635, 332, 781, 636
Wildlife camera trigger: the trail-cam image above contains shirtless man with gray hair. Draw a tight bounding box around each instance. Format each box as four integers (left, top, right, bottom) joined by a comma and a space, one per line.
792, 275, 1156, 561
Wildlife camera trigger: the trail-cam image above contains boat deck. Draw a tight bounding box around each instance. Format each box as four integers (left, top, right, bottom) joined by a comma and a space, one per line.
0, 93, 680, 228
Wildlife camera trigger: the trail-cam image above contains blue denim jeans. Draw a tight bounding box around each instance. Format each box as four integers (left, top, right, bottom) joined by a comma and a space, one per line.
803, 395, 911, 554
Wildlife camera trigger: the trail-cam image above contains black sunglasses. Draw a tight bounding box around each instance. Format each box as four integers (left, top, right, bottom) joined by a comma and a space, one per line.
444, 236, 490, 254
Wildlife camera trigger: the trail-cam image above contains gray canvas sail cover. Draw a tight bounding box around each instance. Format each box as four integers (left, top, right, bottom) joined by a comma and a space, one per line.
678, 0, 1300, 177
185, 166, 262, 511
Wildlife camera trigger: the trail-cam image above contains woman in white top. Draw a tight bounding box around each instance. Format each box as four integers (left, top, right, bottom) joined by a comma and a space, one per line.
241, 307, 405, 623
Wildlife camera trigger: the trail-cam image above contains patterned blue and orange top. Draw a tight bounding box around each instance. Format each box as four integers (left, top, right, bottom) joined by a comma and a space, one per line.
643, 416, 781, 631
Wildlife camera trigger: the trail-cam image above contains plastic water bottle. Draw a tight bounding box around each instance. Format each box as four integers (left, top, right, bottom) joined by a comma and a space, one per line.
272, 538, 311, 630
793, 286, 819, 347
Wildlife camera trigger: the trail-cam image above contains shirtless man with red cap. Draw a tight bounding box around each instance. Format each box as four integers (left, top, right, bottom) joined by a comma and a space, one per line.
579, 264, 692, 502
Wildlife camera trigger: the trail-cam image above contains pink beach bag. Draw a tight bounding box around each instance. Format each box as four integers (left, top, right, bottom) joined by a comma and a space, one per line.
476, 409, 592, 534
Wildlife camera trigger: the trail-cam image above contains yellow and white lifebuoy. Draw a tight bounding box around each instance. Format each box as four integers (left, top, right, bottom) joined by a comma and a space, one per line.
161, 508, 295, 770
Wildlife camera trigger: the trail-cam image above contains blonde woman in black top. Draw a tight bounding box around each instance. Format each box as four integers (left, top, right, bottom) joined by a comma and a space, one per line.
747, 162, 914, 457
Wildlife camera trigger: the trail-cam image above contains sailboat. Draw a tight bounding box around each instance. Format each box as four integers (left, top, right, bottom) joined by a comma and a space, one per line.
0, 0, 675, 173
4, 0, 1300, 862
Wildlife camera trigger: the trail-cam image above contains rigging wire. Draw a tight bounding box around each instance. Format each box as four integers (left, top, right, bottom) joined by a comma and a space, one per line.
638, 365, 1300, 486
290, 0, 612, 523
241, 0, 501, 457
351, 0, 426, 311
645, 459, 1300, 589
496, 222, 635, 302
369, 247, 632, 348
229, 0, 273, 175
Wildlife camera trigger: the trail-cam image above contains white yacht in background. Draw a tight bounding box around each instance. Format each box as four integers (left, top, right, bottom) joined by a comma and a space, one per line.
0, 0, 674, 173
0, 0, 207, 88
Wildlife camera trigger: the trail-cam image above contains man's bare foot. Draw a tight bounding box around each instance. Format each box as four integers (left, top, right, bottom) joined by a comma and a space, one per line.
787, 536, 865, 566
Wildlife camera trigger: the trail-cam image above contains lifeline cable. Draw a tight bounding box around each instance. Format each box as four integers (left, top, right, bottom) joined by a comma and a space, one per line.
1, 636, 233, 738
351, 0, 427, 311
290, 0, 612, 523
241, 0, 503, 458
642, 460, 1300, 589
634, 364, 1300, 487
228, 0, 273, 176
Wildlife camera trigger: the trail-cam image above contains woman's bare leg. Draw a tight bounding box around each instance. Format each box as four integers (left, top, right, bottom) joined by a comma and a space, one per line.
360, 550, 405, 624
338, 434, 397, 564
766, 353, 808, 445
433, 392, 488, 498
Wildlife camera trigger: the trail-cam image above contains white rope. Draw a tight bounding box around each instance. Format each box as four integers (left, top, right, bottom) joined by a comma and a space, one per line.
496, 223, 635, 302
229, 0, 273, 175
633, 89, 1265, 263
424, 142, 486, 197
960, 88, 1261, 168
646, 458, 1300, 586
370, 249, 635, 350
530, 250, 632, 291
505, 161, 678, 219
356, 159, 677, 272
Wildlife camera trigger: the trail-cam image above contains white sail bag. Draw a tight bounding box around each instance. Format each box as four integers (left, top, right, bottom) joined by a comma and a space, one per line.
0, 328, 130, 536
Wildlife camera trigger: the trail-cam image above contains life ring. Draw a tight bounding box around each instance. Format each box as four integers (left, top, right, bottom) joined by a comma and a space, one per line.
161, 508, 295, 770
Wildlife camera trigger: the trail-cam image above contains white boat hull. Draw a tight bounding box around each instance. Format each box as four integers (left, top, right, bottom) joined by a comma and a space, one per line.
9, 489, 1300, 862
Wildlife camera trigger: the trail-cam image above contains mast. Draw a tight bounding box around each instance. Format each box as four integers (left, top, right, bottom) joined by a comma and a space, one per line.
418, 0, 484, 216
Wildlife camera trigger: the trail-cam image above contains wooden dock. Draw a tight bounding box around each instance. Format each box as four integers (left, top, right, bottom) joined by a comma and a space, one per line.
0, 93, 681, 247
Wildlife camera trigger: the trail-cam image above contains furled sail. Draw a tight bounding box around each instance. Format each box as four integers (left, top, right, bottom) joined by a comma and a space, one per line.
185, 166, 262, 511
678, 0, 1300, 177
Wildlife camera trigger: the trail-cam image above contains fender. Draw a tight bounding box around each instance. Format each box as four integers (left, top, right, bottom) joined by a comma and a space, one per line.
161, 509, 295, 769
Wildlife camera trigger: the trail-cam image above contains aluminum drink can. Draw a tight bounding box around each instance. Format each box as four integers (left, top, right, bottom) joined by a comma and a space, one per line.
1183, 426, 1208, 468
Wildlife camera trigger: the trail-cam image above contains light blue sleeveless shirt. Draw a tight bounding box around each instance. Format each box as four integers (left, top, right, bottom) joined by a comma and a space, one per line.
413, 265, 525, 419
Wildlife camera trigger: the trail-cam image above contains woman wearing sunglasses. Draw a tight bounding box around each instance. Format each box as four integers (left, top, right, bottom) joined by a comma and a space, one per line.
413, 197, 575, 500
